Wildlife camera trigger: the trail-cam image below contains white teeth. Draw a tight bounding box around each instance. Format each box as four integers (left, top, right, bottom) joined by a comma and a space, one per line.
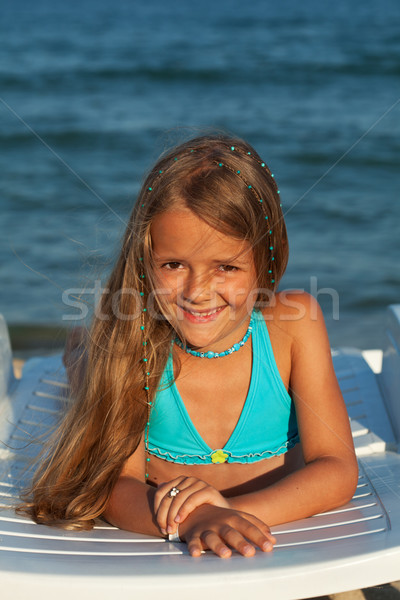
186, 307, 221, 317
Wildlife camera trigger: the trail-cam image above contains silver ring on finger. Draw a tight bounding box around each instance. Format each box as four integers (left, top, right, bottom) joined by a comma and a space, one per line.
168, 486, 181, 498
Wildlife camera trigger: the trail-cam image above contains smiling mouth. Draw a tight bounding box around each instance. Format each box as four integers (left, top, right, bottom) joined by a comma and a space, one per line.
179, 305, 226, 318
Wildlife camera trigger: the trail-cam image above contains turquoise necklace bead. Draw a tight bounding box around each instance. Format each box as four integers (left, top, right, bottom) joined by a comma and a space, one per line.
174, 314, 254, 358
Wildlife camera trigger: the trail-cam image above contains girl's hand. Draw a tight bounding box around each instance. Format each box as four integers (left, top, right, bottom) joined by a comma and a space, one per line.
179, 504, 276, 558
154, 476, 230, 536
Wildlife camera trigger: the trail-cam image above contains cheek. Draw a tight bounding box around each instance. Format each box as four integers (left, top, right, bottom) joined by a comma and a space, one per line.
224, 275, 257, 305
154, 271, 184, 296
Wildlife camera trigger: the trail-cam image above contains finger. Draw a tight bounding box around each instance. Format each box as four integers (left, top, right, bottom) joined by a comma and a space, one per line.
231, 517, 275, 552
186, 535, 204, 558
154, 476, 186, 514
243, 515, 277, 547
162, 481, 208, 534
165, 483, 208, 532
246, 521, 276, 549
154, 477, 195, 533
262, 528, 276, 548
219, 525, 256, 557
174, 488, 229, 525
200, 530, 232, 559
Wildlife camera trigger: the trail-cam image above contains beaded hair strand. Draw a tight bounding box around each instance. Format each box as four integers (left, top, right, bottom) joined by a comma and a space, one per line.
215, 159, 277, 285
225, 143, 283, 288
138, 260, 152, 480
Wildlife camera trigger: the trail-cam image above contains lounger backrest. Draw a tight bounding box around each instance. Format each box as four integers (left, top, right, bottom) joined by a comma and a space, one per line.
380, 305, 400, 445
0, 314, 15, 405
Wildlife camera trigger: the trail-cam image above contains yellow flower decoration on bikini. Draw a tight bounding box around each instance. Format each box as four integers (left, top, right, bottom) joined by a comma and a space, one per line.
211, 449, 229, 464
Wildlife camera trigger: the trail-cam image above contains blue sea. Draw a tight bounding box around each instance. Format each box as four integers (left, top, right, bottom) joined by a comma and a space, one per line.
0, 0, 399, 355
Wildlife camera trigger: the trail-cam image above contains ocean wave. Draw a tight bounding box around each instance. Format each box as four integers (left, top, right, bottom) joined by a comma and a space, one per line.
2, 52, 400, 93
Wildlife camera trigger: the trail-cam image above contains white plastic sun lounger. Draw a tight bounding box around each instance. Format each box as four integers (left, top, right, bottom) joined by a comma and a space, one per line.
1, 307, 400, 600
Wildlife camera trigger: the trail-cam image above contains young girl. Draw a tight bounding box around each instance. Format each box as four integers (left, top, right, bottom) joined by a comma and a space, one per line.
22, 134, 358, 559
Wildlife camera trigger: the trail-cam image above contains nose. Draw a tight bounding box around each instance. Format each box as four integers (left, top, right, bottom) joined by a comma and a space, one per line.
181, 269, 217, 305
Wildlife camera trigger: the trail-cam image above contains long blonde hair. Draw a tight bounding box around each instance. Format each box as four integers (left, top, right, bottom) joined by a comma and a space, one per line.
20, 133, 288, 529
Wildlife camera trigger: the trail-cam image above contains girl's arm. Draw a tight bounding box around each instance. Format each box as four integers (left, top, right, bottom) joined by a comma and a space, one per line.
229, 293, 358, 525
165, 293, 358, 530
102, 436, 161, 536
237, 294, 357, 523
102, 435, 275, 558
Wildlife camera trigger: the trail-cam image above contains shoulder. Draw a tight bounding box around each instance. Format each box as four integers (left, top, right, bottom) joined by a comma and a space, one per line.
261, 290, 333, 379
256, 292, 327, 389
261, 290, 326, 341
263, 289, 320, 317
262, 291, 334, 388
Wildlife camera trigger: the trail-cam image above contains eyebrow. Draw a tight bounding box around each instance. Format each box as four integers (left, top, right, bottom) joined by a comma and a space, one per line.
211, 256, 249, 264
154, 255, 249, 265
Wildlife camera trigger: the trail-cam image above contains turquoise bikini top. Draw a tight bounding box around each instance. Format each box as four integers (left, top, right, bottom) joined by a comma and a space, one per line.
147, 310, 299, 464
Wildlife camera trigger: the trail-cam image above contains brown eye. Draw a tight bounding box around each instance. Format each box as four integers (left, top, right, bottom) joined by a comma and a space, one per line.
218, 265, 238, 272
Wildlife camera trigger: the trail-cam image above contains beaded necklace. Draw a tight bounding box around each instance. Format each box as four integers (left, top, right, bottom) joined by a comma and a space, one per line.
174, 314, 254, 358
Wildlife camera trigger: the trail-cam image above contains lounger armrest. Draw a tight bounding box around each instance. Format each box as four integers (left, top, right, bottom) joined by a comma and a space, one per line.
380, 304, 400, 445
0, 314, 16, 405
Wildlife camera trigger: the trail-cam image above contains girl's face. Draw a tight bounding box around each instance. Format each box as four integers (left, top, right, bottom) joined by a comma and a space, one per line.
151, 208, 258, 351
